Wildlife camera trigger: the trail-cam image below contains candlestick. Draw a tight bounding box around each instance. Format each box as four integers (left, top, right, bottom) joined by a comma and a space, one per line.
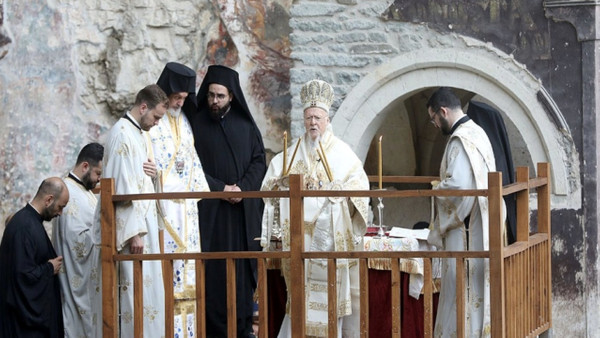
282, 131, 288, 176
316, 148, 333, 182
378, 135, 383, 190
319, 141, 333, 182
285, 137, 302, 176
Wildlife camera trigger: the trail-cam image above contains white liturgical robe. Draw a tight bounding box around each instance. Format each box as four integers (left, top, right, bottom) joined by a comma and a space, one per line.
428, 119, 504, 338
94, 113, 165, 338
149, 109, 209, 336
52, 174, 101, 338
261, 125, 370, 337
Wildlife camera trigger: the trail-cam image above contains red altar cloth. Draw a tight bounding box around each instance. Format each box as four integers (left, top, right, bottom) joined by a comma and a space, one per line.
266, 265, 439, 337
368, 269, 439, 337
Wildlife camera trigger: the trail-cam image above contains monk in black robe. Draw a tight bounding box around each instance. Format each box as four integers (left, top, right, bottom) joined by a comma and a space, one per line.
0, 177, 69, 338
187, 65, 266, 338
467, 100, 517, 244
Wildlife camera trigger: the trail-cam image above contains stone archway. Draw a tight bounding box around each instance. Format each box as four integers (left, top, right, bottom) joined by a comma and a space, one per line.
333, 47, 577, 204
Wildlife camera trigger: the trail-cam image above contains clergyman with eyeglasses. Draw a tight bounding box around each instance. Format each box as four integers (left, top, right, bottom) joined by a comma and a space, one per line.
187, 65, 266, 338
425, 87, 505, 337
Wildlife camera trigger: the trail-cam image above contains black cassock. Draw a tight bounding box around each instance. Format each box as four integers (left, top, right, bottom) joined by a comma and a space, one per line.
189, 104, 266, 337
467, 100, 517, 244
0, 204, 63, 338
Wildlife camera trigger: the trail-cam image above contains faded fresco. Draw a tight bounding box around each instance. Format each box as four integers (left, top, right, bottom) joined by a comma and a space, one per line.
0, 0, 292, 236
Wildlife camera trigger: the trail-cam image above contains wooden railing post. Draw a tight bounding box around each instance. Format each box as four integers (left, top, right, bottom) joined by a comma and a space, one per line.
288, 175, 305, 337
488, 171, 505, 337
516, 167, 530, 242
100, 178, 118, 338
257, 259, 269, 338
537, 163, 551, 235
195, 259, 206, 336
537, 163, 552, 329
227, 258, 237, 337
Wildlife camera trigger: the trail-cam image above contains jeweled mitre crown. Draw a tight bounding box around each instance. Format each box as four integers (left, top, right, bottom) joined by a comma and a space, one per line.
300, 79, 334, 114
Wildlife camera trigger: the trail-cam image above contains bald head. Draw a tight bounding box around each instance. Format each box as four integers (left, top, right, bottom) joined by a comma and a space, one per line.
32, 177, 69, 221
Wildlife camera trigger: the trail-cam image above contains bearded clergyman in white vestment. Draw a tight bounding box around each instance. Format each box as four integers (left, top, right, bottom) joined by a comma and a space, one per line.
260, 79, 370, 338
425, 87, 505, 338
151, 62, 210, 337
52, 142, 104, 338
93, 84, 168, 338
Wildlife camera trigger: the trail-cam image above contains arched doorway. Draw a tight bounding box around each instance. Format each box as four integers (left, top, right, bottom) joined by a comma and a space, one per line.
331, 48, 578, 227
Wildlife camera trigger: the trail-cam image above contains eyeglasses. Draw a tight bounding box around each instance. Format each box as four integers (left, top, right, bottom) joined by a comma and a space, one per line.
429, 109, 441, 125
207, 92, 228, 101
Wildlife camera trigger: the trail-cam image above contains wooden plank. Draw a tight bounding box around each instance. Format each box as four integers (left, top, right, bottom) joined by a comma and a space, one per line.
517, 253, 524, 336
501, 181, 529, 195
133, 260, 143, 337
391, 258, 401, 338
359, 259, 369, 338
195, 259, 206, 337
367, 175, 440, 184
328, 259, 338, 338
505, 257, 513, 338
163, 259, 174, 338
423, 258, 433, 338
488, 171, 506, 337
301, 250, 490, 259
227, 258, 237, 338
257, 259, 269, 338
112, 190, 289, 202
537, 163, 552, 329
456, 257, 465, 338
288, 174, 305, 337
516, 167, 530, 242
523, 248, 535, 334
527, 177, 548, 189
112, 249, 489, 261
100, 178, 117, 338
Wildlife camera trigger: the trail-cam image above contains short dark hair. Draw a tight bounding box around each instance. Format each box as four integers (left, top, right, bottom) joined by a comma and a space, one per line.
75, 142, 104, 167
426, 87, 462, 112
134, 84, 169, 110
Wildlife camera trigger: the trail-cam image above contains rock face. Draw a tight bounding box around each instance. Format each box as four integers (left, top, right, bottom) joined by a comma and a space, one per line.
0, 0, 293, 236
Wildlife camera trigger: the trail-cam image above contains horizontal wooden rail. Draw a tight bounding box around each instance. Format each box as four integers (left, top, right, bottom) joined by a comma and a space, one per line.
367, 175, 439, 184
503, 233, 550, 257
112, 250, 491, 262
112, 188, 489, 202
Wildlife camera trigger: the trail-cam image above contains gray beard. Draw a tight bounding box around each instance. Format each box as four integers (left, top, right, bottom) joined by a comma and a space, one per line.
169, 107, 181, 117
309, 134, 321, 152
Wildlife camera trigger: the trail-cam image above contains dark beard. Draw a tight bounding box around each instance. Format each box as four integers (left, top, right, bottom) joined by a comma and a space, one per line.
81, 171, 96, 191
440, 118, 452, 136
209, 103, 231, 121
41, 205, 54, 222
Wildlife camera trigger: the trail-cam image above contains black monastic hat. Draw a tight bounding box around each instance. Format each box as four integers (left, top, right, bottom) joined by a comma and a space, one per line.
156, 62, 197, 109
195, 65, 253, 123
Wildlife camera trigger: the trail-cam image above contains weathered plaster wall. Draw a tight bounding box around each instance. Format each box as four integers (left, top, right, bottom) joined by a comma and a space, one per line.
0, 0, 293, 235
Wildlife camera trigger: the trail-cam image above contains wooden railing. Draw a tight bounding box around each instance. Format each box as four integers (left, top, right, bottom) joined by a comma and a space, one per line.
100, 163, 552, 337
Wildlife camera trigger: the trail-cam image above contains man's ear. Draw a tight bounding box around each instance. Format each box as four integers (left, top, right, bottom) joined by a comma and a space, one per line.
139, 102, 148, 114
439, 107, 449, 118
81, 161, 90, 172
45, 194, 55, 207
